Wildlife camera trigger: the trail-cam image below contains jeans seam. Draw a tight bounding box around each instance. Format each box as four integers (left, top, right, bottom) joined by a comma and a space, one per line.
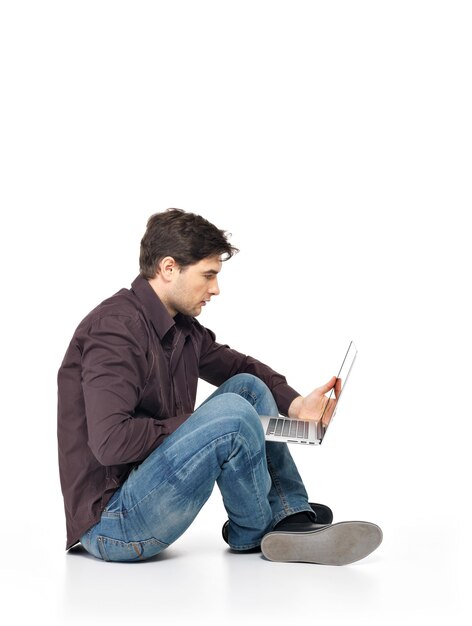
236, 432, 269, 525
266, 452, 289, 512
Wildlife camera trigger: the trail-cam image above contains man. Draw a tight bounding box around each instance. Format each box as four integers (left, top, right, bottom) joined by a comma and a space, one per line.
57, 208, 382, 564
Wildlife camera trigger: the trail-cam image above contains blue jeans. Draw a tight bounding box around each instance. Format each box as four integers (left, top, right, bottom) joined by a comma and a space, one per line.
80, 374, 312, 562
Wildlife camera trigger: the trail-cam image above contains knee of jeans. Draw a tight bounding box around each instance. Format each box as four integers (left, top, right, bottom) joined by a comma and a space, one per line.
226, 393, 266, 445
229, 372, 268, 392
207, 393, 264, 442
228, 373, 275, 407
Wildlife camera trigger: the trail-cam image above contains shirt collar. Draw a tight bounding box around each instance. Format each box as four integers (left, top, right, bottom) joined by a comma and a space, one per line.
131, 275, 193, 340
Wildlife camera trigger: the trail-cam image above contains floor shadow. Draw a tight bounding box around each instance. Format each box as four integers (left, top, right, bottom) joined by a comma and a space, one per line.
66, 543, 180, 563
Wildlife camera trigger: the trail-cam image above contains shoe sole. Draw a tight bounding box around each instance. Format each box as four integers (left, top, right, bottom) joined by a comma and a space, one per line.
261, 521, 383, 566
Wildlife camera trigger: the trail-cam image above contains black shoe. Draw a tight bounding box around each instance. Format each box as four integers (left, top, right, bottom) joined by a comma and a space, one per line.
221, 502, 333, 549
273, 502, 334, 531
308, 502, 334, 525
222, 520, 230, 544
221, 521, 261, 553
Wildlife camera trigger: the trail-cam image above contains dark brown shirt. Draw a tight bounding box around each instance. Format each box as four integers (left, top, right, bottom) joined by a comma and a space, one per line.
57, 276, 300, 549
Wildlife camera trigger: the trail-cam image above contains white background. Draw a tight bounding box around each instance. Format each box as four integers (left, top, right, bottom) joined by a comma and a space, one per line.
1, 1, 470, 624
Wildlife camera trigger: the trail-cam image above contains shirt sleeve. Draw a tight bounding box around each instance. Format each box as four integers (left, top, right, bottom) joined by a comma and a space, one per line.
80, 314, 187, 466
197, 326, 301, 416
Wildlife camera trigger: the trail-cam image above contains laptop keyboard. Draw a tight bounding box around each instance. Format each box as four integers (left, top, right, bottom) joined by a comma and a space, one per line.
266, 417, 310, 440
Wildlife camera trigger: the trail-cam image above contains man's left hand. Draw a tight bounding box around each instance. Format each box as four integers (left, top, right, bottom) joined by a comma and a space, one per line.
288, 376, 339, 426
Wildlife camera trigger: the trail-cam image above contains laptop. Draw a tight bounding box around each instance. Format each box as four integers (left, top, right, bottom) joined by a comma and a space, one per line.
260, 341, 358, 445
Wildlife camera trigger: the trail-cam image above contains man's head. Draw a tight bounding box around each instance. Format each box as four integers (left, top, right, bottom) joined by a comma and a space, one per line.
140, 208, 238, 279
140, 208, 238, 317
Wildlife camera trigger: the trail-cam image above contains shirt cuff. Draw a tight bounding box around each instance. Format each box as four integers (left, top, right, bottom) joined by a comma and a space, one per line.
271, 383, 301, 417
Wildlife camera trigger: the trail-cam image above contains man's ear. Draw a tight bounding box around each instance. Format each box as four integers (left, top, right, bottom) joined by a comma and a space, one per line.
158, 256, 179, 282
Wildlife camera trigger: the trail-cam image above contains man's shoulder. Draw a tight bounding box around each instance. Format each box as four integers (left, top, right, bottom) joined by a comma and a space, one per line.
75, 287, 146, 336
99, 287, 140, 312
59, 286, 151, 370
90, 287, 141, 318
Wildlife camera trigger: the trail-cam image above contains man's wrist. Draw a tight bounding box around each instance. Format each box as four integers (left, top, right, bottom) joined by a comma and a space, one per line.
288, 395, 303, 419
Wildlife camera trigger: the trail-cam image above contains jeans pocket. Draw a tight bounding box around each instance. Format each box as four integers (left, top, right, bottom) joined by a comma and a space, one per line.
97, 535, 168, 562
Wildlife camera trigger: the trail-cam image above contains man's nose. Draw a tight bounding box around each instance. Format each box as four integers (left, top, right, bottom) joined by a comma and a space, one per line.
210, 279, 220, 296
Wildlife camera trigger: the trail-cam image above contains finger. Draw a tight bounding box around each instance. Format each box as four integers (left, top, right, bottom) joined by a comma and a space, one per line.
317, 376, 337, 395
334, 377, 342, 398
322, 398, 337, 426
319, 392, 337, 422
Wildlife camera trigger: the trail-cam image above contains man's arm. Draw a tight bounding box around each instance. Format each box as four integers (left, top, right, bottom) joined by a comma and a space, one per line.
197, 324, 338, 423
80, 314, 187, 466
197, 326, 300, 416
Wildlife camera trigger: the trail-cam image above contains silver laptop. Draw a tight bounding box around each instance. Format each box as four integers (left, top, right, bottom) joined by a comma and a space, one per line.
260, 341, 358, 445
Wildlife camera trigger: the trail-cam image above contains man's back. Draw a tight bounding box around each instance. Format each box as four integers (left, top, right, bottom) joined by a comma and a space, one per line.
58, 278, 192, 548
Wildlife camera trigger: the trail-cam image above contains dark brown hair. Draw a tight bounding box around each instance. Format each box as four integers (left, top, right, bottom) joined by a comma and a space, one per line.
139, 208, 239, 279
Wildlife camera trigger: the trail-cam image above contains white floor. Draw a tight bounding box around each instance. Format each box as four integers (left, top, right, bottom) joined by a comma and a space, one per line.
5, 462, 470, 626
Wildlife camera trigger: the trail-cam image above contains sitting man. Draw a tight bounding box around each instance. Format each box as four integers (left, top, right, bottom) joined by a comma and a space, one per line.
57, 208, 382, 564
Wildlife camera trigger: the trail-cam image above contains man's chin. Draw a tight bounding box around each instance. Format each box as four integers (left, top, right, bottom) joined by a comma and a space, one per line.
177, 304, 204, 317
185, 305, 202, 317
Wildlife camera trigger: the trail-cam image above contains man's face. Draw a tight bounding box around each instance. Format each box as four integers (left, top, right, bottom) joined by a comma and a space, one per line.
167, 255, 222, 317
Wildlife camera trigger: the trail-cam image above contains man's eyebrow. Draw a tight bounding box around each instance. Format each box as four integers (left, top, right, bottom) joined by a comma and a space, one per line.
202, 269, 220, 275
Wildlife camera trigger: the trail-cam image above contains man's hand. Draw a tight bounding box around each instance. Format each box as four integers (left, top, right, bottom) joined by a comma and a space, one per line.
288, 376, 339, 427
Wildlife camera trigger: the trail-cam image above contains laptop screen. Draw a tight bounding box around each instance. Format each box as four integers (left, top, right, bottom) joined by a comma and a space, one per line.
319, 341, 358, 440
